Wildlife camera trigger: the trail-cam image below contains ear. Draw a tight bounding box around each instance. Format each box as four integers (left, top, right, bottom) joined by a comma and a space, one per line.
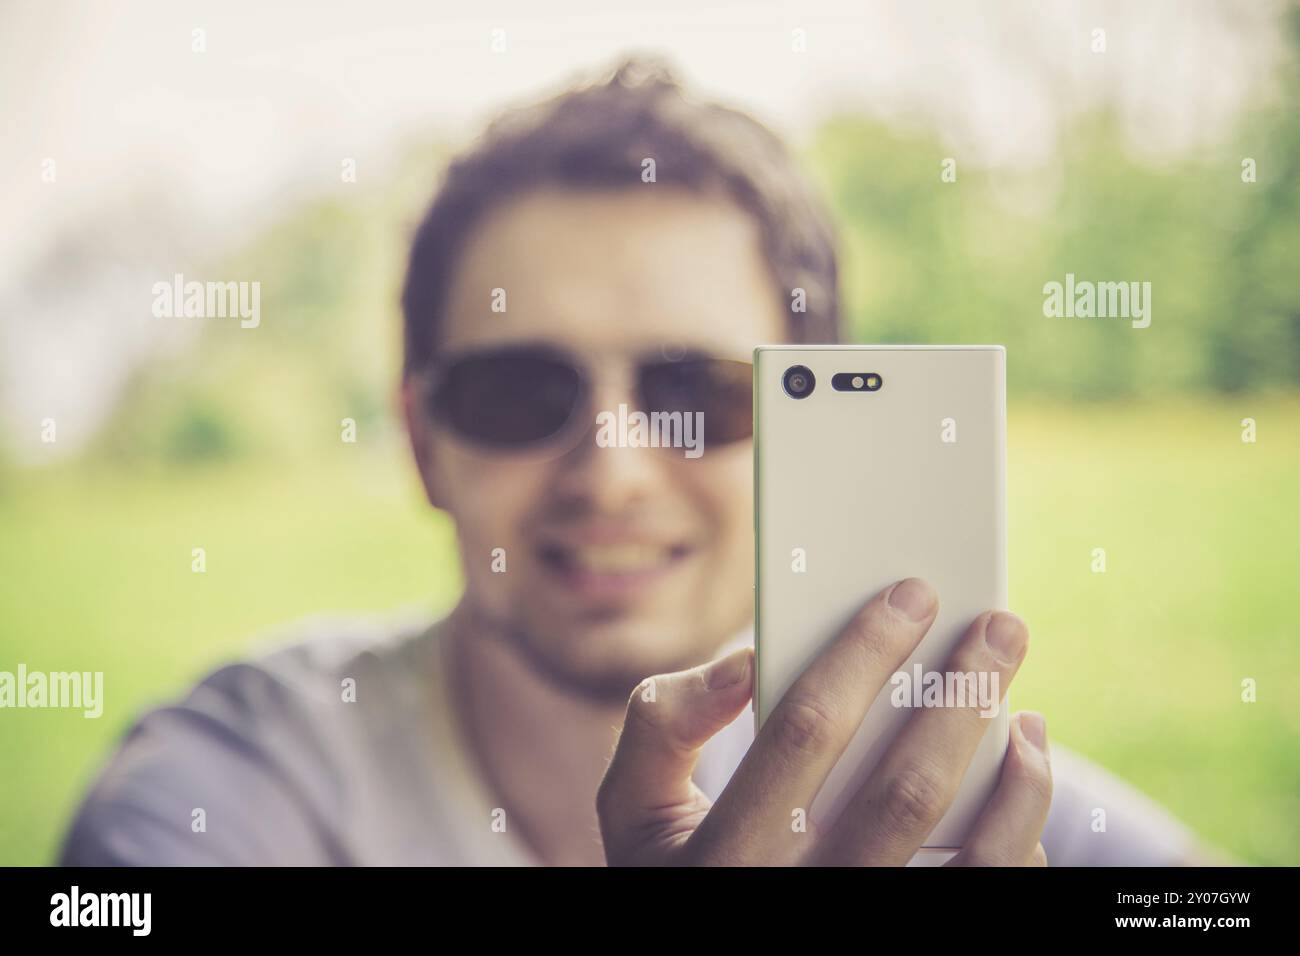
399, 378, 448, 510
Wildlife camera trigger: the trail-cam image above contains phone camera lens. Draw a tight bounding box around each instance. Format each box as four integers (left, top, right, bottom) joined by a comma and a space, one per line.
782, 365, 815, 399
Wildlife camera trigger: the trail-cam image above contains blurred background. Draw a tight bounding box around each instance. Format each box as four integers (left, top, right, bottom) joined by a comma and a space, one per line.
1, 0, 1297, 865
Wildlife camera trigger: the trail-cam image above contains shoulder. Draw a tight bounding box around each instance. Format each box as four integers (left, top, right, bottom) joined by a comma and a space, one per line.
59, 610, 439, 866
699, 700, 1202, 868
1040, 743, 1198, 866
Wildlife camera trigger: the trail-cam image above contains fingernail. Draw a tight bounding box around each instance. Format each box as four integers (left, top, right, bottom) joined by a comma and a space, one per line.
704, 648, 751, 691
887, 577, 936, 621
1019, 712, 1047, 751
985, 611, 1027, 664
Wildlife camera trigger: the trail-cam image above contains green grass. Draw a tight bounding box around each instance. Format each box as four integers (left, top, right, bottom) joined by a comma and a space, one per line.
1006, 394, 1300, 864
1, 396, 1297, 865
0, 441, 463, 866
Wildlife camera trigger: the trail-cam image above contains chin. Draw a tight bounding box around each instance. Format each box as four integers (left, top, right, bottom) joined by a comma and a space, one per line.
515, 612, 712, 698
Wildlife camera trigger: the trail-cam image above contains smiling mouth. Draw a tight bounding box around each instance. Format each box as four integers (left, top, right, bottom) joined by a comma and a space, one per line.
537, 542, 695, 576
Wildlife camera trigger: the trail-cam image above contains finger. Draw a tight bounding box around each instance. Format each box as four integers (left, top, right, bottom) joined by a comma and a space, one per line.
947, 712, 1053, 867
689, 578, 938, 865
596, 647, 753, 864
819, 609, 1029, 865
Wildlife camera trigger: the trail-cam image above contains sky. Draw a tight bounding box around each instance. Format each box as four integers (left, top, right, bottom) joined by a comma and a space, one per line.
0, 0, 1288, 457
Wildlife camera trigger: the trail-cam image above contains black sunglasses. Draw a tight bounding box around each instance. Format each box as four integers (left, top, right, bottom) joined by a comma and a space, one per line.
419, 344, 754, 453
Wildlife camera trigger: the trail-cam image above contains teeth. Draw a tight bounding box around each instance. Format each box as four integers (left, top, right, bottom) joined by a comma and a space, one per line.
567, 545, 672, 573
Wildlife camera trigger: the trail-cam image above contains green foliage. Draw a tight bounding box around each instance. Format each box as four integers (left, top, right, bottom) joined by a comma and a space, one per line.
73, 96, 1299, 467
161, 399, 241, 461
807, 107, 1300, 398
91, 147, 450, 465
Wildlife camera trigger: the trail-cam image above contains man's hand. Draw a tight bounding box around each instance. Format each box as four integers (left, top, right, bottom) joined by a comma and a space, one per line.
597, 577, 1052, 866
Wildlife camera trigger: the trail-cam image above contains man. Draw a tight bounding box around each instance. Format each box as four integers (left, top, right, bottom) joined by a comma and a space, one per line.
61, 58, 1211, 866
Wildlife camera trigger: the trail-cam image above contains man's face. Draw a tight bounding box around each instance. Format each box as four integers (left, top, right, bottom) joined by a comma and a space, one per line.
405, 187, 785, 697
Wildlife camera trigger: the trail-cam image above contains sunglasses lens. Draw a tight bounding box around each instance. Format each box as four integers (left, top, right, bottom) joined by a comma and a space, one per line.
433, 350, 582, 447
640, 358, 753, 445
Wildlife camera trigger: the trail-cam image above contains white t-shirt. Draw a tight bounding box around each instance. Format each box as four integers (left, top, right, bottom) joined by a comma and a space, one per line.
61, 613, 1199, 866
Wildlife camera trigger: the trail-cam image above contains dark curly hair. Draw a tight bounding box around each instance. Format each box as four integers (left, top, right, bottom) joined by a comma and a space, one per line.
401, 55, 841, 376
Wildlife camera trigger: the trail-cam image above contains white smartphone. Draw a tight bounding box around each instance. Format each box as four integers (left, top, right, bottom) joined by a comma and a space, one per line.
753, 345, 1009, 852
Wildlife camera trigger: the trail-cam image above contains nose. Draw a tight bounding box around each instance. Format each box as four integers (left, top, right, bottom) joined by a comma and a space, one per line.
549, 372, 661, 514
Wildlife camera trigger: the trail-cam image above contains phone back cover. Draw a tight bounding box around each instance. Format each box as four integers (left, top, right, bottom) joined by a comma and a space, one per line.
754, 345, 1008, 848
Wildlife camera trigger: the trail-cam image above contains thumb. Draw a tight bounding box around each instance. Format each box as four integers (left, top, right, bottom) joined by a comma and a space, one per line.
597, 646, 753, 863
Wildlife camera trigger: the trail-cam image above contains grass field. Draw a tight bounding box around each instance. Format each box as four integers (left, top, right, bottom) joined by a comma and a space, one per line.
1, 395, 1297, 865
